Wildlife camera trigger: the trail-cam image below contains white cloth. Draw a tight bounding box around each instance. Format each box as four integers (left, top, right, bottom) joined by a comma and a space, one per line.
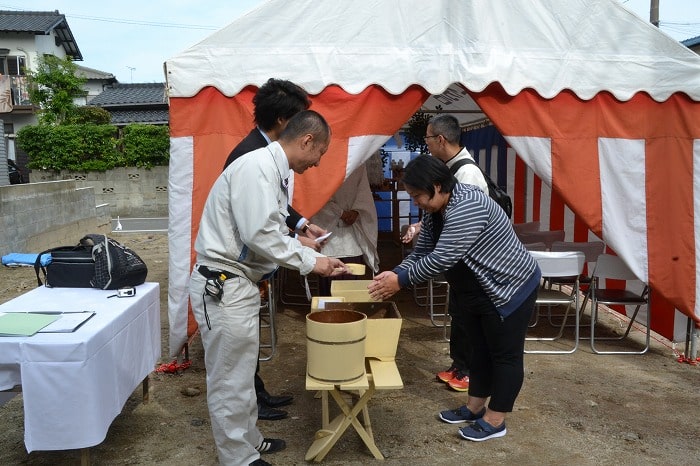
0, 283, 160, 452
311, 164, 379, 272
189, 270, 263, 465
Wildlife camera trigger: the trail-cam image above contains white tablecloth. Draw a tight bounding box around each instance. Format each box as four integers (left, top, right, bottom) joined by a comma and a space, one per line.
0, 282, 161, 452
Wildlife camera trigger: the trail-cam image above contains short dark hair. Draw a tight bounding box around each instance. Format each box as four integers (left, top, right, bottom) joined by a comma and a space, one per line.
253, 78, 311, 131
402, 155, 455, 197
279, 110, 330, 144
428, 114, 461, 144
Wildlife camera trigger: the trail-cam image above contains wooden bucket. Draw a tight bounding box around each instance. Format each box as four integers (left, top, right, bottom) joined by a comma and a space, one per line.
306, 309, 366, 384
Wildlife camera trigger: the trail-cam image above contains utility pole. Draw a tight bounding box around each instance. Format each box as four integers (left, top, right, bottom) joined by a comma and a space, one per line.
650, 0, 659, 27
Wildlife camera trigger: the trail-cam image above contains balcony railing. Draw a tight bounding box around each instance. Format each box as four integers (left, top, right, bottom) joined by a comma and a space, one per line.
9, 75, 31, 106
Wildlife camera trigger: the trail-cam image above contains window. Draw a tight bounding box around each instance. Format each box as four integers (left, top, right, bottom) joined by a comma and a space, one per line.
1, 56, 27, 76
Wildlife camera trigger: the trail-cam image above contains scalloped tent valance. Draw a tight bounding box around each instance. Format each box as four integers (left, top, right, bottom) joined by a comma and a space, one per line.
165, 0, 700, 103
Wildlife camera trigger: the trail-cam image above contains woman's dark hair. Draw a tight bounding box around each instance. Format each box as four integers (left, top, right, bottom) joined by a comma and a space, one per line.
402, 155, 455, 197
254, 78, 311, 131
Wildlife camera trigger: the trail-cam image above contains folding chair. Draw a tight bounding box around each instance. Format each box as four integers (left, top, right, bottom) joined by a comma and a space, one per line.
523, 242, 547, 252
258, 278, 277, 361
525, 250, 585, 354
513, 221, 541, 236
516, 230, 566, 250
547, 240, 605, 326
588, 254, 651, 355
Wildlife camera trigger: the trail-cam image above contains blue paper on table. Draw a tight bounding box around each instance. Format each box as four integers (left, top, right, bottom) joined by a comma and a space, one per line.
2, 253, 52, 267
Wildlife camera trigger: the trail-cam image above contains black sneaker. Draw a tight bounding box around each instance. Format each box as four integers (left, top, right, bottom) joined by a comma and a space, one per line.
250, 459, 271, 466
438, 405, 485, 424
255, 438, 286, 454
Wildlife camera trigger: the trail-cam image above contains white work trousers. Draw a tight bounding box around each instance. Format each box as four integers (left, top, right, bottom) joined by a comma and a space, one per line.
189, 269, 263, 465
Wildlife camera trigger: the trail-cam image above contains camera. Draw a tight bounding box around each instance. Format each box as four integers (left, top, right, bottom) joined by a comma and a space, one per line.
116, 286, 136, 298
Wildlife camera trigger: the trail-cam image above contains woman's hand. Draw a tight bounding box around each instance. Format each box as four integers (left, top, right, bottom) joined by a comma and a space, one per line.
368, 271, 400, 301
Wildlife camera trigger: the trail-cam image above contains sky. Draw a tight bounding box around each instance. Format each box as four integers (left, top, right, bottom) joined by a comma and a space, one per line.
3, 0, 700, 84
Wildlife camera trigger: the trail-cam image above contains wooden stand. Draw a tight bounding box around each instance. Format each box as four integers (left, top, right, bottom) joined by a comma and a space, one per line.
305, 359, 403, 462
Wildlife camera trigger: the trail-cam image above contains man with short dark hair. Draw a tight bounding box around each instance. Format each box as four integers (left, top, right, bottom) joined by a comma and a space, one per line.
224, 78, 327, 421
191, 110, 347, 466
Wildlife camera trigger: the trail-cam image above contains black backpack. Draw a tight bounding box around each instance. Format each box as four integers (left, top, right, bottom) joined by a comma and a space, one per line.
450, 158, 513, 218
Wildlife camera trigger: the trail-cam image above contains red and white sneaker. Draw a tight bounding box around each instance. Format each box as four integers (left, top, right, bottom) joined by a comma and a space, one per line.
436, 366, 459, 383
448, 372, 470, 392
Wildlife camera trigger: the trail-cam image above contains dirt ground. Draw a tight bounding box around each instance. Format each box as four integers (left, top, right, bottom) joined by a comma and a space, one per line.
1, 232, 699, 466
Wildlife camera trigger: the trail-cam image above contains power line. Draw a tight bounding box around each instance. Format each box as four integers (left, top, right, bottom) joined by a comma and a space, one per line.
0, 4, 218, 31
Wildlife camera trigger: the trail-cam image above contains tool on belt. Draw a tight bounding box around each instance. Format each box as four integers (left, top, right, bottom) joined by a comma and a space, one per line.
197, 264, 230, 329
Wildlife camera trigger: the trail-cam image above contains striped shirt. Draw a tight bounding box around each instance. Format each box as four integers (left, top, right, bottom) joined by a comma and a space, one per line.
394, 183, 540, 318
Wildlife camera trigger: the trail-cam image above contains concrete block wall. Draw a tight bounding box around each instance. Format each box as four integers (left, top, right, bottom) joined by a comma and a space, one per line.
0, 180, 110, 257
30, 166, 169, 217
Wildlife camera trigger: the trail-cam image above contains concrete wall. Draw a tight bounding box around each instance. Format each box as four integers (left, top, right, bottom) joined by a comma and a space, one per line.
30, 166, 168, 217
0, 180, 110, 257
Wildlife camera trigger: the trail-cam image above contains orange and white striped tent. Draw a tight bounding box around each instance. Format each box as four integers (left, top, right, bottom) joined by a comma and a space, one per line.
165, 0, 700, 356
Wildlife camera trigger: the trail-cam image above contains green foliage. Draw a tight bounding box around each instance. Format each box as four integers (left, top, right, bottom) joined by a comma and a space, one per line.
26, 55, 87, 125
68, 106, 112, 125
18, 124, 119, 171
17, 123, 170, 171
121, 124, 170, 168
404, 110, 431, 154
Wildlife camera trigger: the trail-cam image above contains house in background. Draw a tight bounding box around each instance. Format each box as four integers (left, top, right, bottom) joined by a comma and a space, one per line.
0, 10, 119, 185
76, 64, 117, 106
682, 35, 700, 54
0, 10, 82, 184
88, 83, 168, 126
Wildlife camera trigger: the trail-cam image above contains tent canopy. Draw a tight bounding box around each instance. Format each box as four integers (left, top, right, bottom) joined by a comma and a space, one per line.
166, 0, 700, 102
164, 0, 700, 356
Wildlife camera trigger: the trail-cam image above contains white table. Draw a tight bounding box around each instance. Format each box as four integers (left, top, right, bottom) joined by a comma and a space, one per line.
0, 282, 160, 453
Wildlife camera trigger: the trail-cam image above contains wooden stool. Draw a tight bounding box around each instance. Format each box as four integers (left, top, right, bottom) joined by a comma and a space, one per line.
305, 358, 403, 462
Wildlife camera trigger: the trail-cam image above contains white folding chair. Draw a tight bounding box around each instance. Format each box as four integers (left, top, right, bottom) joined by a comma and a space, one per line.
589, 254, 650, 355
525, 250, 585, 354
547, 240, 605, 326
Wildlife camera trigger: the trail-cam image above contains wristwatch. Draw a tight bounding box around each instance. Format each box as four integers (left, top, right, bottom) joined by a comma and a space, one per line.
301, 223, 310, 233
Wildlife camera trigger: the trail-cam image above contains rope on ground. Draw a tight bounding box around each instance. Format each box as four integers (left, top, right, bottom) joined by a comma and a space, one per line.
155, 359, 192, 373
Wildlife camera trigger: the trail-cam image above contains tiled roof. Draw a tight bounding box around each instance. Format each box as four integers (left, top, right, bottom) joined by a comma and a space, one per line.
108, 109, 169, 126
76, 64, 117, 82
682, 35, 700, 48
89, 83, 167, 106
0, 10, 82, 60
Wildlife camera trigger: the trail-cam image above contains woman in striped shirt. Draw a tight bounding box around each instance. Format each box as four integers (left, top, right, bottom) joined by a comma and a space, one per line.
369, 155, 540, 442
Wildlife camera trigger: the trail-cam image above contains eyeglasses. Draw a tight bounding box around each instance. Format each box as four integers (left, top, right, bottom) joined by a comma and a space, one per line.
423, 134, 440, 141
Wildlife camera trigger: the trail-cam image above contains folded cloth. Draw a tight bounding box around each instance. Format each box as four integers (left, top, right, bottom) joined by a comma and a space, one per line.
2, 253, 52, 267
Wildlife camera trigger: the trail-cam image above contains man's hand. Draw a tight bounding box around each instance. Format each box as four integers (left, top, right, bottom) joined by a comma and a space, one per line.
340, 210, 359, 226
313, 257, 348, 277
368, 271, 400, 301
303, 223, 328, 240
401, 221, 421, 244
299, 235, 322, 252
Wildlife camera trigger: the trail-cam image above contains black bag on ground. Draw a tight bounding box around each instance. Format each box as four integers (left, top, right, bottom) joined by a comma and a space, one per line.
449, 158, 513, 218
81, 234, 148, 290
34, 244, 95, 288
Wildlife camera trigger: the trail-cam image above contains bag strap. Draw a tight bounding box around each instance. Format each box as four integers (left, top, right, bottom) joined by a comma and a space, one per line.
448, 158, 473, 176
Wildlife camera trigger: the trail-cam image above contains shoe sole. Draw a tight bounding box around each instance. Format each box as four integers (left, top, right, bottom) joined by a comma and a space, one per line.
438, 413, 479, 424
448, 384, 469, 392
459, 428, 507, 441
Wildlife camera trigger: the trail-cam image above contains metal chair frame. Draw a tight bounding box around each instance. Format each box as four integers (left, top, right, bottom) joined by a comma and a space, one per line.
525, 250, 586, 354
588, 254, 651, 355
259, 278, 277, 361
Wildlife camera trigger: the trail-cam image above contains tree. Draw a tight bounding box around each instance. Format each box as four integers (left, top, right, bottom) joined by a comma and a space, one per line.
27, 55, 87, 125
